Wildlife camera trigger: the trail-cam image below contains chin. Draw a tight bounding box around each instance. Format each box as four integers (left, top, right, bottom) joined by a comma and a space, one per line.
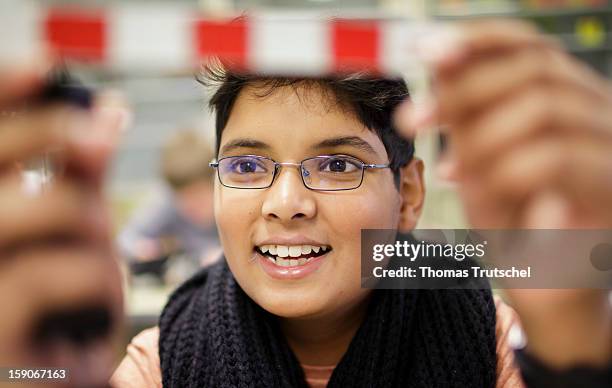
250, 287, 326, 319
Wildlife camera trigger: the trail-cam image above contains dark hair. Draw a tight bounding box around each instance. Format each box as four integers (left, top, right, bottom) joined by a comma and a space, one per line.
197, 64, 415, 187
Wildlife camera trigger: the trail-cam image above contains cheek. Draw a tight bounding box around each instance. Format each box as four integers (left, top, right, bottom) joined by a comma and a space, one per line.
316, 184, 401, 292
332, 178, 401, 234
214, 186, 258, 258
323, 191, 399, 254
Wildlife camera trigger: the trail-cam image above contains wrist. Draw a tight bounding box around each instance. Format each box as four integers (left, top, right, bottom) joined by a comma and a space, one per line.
511, 290, 612, 368
514, 347, 612, 388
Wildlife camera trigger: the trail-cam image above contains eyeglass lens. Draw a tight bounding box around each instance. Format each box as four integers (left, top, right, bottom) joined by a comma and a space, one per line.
217, 155, 366, 190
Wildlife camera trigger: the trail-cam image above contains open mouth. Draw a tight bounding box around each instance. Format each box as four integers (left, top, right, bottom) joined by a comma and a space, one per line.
255, 244, 332, 267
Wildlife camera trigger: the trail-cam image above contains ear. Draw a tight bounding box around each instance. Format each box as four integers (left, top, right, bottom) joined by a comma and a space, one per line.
398, 158, 425, 232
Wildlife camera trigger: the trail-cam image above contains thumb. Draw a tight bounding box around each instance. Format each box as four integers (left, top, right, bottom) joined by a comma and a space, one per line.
523, 191, 572, 229
93, 89, 131, 145
69, 91, 130, 185
393, 98, 438, 138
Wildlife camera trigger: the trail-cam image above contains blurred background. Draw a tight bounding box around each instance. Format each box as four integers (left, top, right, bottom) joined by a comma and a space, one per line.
29, 0, 612, 339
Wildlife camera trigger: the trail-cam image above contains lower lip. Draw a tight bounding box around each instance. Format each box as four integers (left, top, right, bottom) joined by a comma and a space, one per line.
256, 250, 329, 280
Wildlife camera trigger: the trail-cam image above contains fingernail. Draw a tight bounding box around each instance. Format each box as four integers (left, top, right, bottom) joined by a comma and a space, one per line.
436, 158, 459, 182
415, 25, 466, 67
525, 191, 572, 228
69, 112, 103, 148
95, 107, 130, 133
94, 90, 131, 133
393, 100, 413, 133
410, 100, 437, 130
395, 100, 431, 137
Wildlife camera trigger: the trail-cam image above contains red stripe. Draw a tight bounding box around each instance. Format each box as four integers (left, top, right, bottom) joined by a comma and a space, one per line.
194, 17, 248, 71
331, 19, 379, 74
44, 7, 106, 62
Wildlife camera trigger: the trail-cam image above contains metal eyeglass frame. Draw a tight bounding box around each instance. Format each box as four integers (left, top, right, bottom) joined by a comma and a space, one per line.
209, 154, 391, 191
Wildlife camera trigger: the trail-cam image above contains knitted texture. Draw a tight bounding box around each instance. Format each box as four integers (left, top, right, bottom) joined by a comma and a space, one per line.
159, 259, 497, 388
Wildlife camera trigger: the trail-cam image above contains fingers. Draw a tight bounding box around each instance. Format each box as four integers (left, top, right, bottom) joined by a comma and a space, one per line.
0, 246, 123, 372
397, 19, 612, 228
0, 107, 76, 169
399, 19, 605, 132
464, 138, 612, 226
393, 99, 439, 137
0, 246, 122, 313
431, 19, 559, 70
0, 58, 123, 379
436, 48, 609, 124
0, 53, 124, 186
486, 138, 612, 199
453, 87, 612, 172
0, 60, 125, 261
0, 178, 110, 257
456, 174, 521, 228
0, 247, 122, 329
0, 57, 53, 106
394, 21, 566, 137
0, 105, 123, 187
501, 288, 612, 368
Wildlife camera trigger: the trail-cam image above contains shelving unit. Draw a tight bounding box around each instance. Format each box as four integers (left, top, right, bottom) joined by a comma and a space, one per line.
429, 0, 612, 75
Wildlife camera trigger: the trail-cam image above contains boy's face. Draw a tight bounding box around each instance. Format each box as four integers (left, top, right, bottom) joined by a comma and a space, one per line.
214, 84, 404, 319
176, 179, 214, 227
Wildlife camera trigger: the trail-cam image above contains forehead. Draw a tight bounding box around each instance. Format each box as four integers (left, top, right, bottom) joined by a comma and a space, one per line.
219, 84, 388, 160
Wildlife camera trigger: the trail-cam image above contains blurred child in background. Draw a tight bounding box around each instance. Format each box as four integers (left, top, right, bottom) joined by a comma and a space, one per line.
117, 129, 220, 281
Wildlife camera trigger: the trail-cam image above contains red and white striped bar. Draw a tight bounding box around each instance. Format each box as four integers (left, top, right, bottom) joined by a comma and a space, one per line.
0, 1, 437, 76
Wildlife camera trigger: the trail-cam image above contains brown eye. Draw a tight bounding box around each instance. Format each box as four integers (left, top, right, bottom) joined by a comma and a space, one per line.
320, 156, 360, 173
226, 157, 267, 174
329, 159, 346, 172
237, 160, 257, 173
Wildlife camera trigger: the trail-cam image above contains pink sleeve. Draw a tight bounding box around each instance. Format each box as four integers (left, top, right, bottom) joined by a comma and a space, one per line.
495, 297, 525, 388
110, 327, 162, 388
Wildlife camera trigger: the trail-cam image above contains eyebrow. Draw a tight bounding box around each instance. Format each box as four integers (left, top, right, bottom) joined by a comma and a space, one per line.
311, 136, 378, 155
219, 135, 379, 157
220, 138, 272, 155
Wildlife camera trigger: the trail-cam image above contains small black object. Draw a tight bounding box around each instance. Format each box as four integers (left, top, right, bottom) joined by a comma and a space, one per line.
32, 304, 113, 346
38, 66, 92, 110
515, 347, 612, 388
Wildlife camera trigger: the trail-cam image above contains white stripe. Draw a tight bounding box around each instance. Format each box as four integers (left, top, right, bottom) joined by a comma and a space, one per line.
380, 20, 424, 77
0, 0, 41, 66
249, 15, 330, 76
109, 5, 191, 72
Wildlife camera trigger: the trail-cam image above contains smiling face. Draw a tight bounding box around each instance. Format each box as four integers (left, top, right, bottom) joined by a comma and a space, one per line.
214, 83, 410, 319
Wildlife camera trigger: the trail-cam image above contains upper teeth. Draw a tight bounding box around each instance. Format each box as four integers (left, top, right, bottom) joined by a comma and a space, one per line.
259, 244, 328, 258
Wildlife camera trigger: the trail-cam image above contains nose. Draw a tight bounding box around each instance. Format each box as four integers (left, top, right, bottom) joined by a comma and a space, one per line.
261, 165, 316, 223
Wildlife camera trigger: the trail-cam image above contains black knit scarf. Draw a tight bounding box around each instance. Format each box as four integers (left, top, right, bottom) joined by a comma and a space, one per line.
159, 259, 497, 388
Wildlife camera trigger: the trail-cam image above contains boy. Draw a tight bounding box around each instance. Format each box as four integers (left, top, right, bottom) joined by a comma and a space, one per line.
112, 21, 612, 387
118, 129, 220, 277
113, 67, 517, 388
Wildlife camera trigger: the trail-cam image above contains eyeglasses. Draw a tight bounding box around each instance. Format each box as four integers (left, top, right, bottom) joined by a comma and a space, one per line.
209, 155, 390, 191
